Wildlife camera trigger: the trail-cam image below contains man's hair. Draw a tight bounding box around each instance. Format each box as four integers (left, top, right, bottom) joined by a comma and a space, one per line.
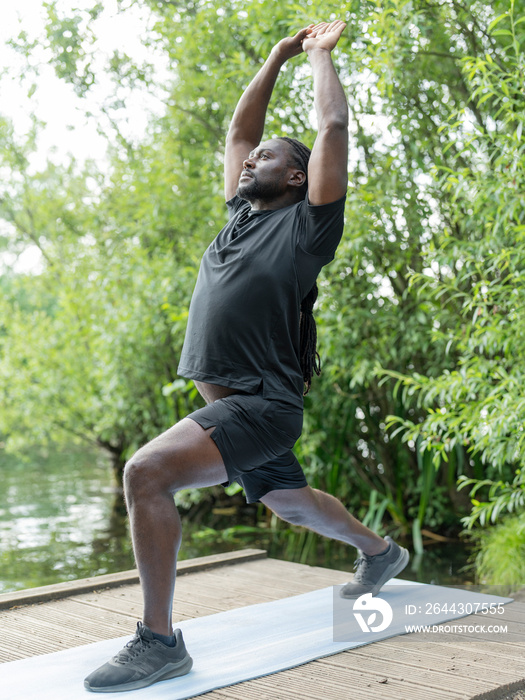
275, 138, 321, 394
300, 283, 321, 394
277, 137, 311, 199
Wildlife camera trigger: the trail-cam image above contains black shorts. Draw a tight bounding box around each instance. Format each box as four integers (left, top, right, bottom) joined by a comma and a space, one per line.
186, 393, 307, 503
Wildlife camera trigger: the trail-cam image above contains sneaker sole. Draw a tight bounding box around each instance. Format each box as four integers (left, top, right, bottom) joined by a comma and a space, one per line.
340, 545, 410, 599
84, 654, 193, 693
369, 545, 410, 596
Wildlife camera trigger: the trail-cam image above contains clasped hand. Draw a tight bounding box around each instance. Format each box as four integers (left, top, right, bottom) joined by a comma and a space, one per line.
273, 20, 346, 61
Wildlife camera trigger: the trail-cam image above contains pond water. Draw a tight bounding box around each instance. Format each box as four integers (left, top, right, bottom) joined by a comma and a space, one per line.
0, 445, 476, 594
0, 446, 133, 593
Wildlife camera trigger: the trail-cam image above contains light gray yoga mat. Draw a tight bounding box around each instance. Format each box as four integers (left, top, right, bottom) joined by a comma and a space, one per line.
1, 579, 512, 700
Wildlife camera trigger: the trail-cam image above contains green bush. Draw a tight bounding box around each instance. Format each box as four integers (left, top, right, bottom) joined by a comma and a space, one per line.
470, 512, 525, 589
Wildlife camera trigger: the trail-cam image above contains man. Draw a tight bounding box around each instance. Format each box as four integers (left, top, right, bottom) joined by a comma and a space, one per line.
85, 20, 409, 693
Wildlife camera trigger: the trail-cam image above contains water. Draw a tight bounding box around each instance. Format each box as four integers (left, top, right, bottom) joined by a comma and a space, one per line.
0, 445, 475, 594
0, 446, 135, 593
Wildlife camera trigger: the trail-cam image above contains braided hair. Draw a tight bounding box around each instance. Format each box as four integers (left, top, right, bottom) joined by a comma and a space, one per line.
276, 138, 321, 394
277, 137, 311, 199
300, 282, 322, 394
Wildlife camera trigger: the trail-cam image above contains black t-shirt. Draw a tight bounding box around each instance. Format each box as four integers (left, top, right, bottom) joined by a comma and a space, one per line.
177, 194, 346, 408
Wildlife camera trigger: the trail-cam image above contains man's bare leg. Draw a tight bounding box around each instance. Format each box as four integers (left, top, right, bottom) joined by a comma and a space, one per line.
123, 418, 228, 635
85, 417, 226, 692
261, 485, 409, 597
261, 485, 388, 555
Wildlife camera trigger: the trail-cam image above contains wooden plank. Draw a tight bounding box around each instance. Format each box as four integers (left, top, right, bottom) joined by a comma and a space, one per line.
351, 638, 525, 673
1, 554, 524, 700
0, 548, 267, 610
201, 658, 458, 700
470, 679, 525, 700
322, 646, 520, 695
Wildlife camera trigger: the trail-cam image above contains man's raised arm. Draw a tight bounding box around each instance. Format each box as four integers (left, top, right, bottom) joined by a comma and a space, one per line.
303, 21, 349, 206
224, 27, 312, 202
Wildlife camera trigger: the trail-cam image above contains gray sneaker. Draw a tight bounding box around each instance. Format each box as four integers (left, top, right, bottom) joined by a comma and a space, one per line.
340, 536, 409, 599
84, 622, 193, 693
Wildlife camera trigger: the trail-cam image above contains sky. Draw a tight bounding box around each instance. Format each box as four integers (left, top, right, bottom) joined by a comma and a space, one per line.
1, 0, 168, 167
0, 0, 170, 272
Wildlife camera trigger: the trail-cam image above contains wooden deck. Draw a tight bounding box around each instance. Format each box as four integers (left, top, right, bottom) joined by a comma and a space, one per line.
0, 549, 524, 700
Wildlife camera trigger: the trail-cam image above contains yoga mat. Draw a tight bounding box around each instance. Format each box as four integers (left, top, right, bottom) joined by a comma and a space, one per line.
1, 579, 512, 700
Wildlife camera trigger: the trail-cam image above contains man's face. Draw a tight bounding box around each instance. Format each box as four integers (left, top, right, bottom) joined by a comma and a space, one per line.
236, 139, 291, 202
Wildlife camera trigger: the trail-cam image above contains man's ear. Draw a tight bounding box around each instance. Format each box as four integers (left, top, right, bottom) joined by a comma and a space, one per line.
288, 169, 307, 188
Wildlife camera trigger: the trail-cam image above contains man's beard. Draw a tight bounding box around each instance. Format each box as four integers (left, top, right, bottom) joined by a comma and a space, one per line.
236, 174, 283, 202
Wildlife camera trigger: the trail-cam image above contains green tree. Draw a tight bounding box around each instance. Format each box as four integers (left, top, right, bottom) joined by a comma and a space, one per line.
0, 129, 202, 475
292, 0, 525, 544
380, 2, 525, 562
2, 0, 522, 545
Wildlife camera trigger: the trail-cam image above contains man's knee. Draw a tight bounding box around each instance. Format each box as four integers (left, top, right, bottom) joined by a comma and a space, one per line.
123, 449, 156, 500
123, 420, 226, 502
123, 444, 181, 499
262, 487, 314, 526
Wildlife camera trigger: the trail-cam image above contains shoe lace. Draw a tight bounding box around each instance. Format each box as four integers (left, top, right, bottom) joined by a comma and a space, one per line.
115, 626, 152, 664
352, 553, 374, 584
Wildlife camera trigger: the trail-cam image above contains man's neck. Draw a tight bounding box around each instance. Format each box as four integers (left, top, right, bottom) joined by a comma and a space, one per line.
248, 192, 304, 211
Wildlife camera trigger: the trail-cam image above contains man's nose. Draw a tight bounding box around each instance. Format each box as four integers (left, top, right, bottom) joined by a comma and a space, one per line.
243, 157, 255, 169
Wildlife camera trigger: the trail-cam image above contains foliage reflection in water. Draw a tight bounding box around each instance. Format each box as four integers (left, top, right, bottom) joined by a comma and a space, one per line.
0, 446, 134, 593
0, 446, 473, 594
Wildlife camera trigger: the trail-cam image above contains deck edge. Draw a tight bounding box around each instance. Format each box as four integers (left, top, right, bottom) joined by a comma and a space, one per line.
0, 548, 267, 610
469, 678, 525, 700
